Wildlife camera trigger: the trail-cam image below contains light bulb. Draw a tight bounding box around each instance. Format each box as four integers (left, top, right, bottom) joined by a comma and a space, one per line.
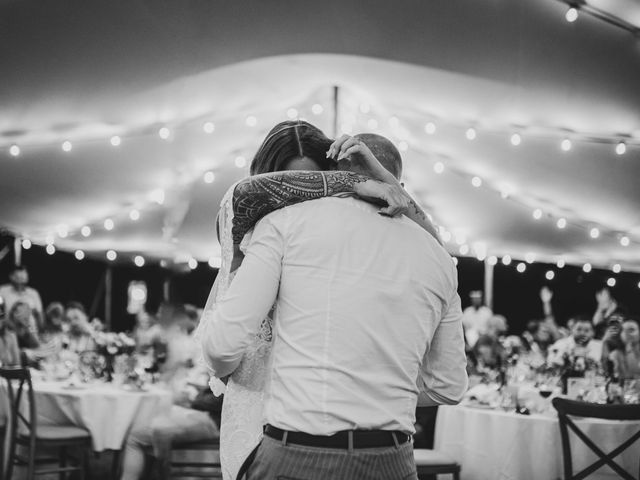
75, 250, 85, 260
557, 218, 567, 229
590, 227, 600, 239
516, 263, 526, 273
208, 257, 221, 268
502, 255, 512, 266
607, 277, 616, 287
583, 263, 592, 273
81, 226, 91, 237
110, 136, 121, 147
235, 156, 247, 168
557, 259, 565, 268
442, 231, 452, 243
532, 209, 542, 220
204, 171, 215, 183
21, 239, 32, 250
106, 250, 117, 261
286, 108, 298, 119
311, 104, 323, 115
56, 225, 69, 238
188, 258, 198, 270
134, 255, 145, 267
545, 270, 555, 280
245, 115, 257, 127
46, 244, 55, 255
488, 256, 498, 266
616, 142, 626, 155
510, 133, 521, 146
561, 139, 572, 151
565, 7, 578, 22
62, 141, 72, 152
471, 176, 482, 188
203, 122, 215, 134
433, 162, 444, 174
9, 144, 20, 157
129, 209, 140, 221
424, 122, 436, 134
459, 245, 470, 255
104, 218, 114, 231
525, 252, 536, 264
620, 236, 630, 247
465, 128, 477, 140
612, 264, 621, 274
158, 127, 170, 140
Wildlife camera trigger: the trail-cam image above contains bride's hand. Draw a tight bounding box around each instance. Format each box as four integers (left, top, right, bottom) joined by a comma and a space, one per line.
352, 179, 409, 217
327, 135, 398, 185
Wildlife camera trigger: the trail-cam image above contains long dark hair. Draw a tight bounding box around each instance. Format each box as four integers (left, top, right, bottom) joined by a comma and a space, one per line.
250, 120, 333, 175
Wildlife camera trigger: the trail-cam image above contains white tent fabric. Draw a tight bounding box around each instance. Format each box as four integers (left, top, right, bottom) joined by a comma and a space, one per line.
1, 0, 639, 271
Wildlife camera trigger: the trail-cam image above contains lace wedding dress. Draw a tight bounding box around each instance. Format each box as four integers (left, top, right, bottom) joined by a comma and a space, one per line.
194, 184, 273, 480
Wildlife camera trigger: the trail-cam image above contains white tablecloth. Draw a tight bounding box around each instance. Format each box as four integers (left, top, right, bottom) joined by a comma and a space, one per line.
2, 381, 172, 452
434, 404, 640, 480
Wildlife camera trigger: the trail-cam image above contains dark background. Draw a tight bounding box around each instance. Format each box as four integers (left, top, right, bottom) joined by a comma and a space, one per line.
1, 234, 638, 334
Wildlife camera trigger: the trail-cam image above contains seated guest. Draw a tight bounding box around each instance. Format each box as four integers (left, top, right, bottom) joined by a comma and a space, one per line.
121, 304, 221, 480
0, 296, 21, 366
547, 315, 602, 366
468, 334, 505, 374
9, 300, 40, 349
41, 302, 65, 343
593, 286, 624, 339
63, 302, 95, 353
609, 317, 640, 379
522, 319, 555, 359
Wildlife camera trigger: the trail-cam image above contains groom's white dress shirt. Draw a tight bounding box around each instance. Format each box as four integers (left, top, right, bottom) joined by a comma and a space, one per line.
203, 197, 468, 435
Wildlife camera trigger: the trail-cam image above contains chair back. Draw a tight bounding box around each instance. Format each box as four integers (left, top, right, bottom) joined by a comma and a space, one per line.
0, 367, 36, 480
552, 397, 640, 480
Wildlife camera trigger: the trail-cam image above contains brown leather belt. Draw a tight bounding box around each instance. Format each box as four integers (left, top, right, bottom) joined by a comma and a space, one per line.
264, 424, 411, 449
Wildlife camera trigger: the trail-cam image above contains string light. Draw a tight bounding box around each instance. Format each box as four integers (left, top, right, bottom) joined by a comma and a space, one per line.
56, 225, 69, 238
286, 108, 298, 119
556, 218, 567, 229
424, 122, 436, 134
525, 252, 536, 264
565, 7, 579, 23
583, 263, 592, 273
612, 264, 621, 274
311, 104, 323, 115
459, 245, 470, 255
502, 255, 512, 266
545, 270, 555, 280
607, 277, 616, 287
188, 258, 198, 270
590, 227, 600, 239
441, 231, 452, 243
204, 171, 215, 183
129, 209, 140, 221
455, 233, 467, 245
21, 239, 32, 250
620, 236, 630, 247
235, 156, 247, 168
510, 133, 521, 146
616, 142, 626, 155
106, 250, 117, 261
637, 281, 640, 289
433, 162, 444, 174
557, 259, 565, 268
561, 138, 572, 151
81, 226, 91, 237
465, 128, 477, 140
45, 234, 55, 244
516, 263, 526, 273
158, 127, 170, 140
471, 176, 482, 188
487, 255, 498, 266
75, 250, 85, 260
208, 257, 221, 268
203, 122, 215, 134
9, 144, 20, 157
134, 255, 145, 267
104, 218, 114, 231
46, 244, 55, 255
110, 136, 121, 147
532, 209, 543, 220
245, 116, 257, 127
62, 141, 72, 152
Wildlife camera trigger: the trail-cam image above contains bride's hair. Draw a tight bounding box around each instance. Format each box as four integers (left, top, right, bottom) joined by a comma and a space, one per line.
250, 120, 333, 175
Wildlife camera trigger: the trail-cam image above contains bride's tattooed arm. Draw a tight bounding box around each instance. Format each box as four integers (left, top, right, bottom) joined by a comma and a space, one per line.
231, 171, 370, 243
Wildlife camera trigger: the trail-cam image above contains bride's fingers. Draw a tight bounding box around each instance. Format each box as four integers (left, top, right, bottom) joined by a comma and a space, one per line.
327, 135, 352, 159
337, 137, 361, 158
337, 144, 364, 161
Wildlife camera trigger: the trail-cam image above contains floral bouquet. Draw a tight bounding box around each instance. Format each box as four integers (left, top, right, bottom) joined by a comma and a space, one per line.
94, 332, 137, 381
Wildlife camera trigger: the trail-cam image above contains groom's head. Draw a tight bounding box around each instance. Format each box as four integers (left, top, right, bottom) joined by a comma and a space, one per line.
352, 133, 403, 180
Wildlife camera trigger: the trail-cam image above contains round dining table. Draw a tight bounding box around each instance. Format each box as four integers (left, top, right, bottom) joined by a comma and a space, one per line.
24, 380, 172, 452
434, 404, 640, 480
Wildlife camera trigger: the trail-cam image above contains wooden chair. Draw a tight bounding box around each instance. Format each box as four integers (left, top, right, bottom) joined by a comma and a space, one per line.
169, 437, 222, 478
414, 448, 461, 480
0, 367, 92, 480
552, 397, 640, 480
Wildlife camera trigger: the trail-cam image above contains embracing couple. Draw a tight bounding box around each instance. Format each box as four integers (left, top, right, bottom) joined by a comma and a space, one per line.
197, 120, 468, 480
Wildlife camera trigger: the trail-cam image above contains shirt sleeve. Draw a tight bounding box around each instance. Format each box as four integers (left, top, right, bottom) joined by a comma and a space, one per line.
201, 213, 285, 378
417, 269, 469, 406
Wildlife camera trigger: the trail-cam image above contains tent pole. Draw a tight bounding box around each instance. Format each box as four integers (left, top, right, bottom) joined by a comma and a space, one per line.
105, 266, 112, 330
484, 258, 494, 311
14, 237, 22, 266
332, 85, 339, 138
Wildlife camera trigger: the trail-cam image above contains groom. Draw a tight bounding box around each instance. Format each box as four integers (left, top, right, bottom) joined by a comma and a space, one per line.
203, 134, 468, 479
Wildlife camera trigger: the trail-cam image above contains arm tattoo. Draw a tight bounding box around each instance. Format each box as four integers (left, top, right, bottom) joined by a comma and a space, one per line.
231, 170, 369, 243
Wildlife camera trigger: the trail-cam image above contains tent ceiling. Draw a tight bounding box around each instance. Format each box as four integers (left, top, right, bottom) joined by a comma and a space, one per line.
1, 0, 639, 272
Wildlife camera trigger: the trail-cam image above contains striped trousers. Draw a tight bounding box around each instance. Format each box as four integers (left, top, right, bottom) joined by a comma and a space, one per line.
245, 435, 418, 480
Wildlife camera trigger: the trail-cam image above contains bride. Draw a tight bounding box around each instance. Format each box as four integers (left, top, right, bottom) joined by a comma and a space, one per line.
196, 120, 440, 480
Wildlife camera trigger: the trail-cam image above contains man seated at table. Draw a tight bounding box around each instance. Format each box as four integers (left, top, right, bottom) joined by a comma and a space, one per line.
120, 303, 221, 480
547, 315, 602, 366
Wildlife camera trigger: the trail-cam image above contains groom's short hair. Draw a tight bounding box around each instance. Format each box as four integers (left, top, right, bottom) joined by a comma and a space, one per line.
354, 133, 403, 180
